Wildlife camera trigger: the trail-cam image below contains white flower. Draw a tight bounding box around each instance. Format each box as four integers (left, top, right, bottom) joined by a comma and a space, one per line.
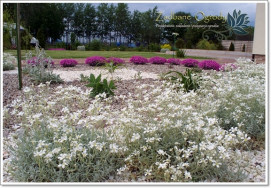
184, 171, 192, 179
34, 149, 46, 157
131, 133, 140, 142
23, 87, 31, 93
145, 169, 152, 176
157, 149, 166, 156
109, 143, 119, 153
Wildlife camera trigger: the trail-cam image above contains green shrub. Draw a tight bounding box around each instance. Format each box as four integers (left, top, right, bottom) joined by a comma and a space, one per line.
229, 42, 235, 51
25, 46, 63, 84
176, 49, 186, 58
164, 69, 200, 92
242, 44, 246, 52
196, 39, 217, 50
56, 42, 66, 49
37, 28, 46, 48
119, 45, 126, 51
3, 53, 16, 71
91, 40, 102, 51
175, 38, 185, 49
148, 43, 161, 52
86, 74, 116, 98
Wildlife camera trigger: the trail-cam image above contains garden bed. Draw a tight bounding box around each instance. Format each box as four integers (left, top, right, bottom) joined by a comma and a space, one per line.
2, 57, 266, 183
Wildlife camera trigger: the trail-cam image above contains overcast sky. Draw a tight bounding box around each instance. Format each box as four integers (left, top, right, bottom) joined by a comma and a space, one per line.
93, 2, 256, 26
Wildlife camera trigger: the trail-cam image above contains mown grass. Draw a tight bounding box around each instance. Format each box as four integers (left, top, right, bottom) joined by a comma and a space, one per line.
4, 50, 211, 60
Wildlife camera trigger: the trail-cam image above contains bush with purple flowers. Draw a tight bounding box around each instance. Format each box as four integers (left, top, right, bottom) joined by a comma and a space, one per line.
181, 59, 199, 67
198, 60, 221, 71
85, 56, 106, 66
60, 59, 78, 67
27, 57, 55, 67
149, 56, 167, 64
107, 57, 125, 65
130, 56, 148, 64
167, 58, 181, 65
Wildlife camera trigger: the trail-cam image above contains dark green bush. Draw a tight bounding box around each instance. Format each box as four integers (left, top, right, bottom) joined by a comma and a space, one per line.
242, 44, 246, 52
148, 43, 161, 52
86, 74, 116, 98
175, 38, 185, 49
176, 49, 186, 58
229, 42, 235, 51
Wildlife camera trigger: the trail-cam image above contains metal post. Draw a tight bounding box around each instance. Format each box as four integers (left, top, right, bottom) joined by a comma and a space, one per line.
173, 35, 175, 58
16, 3, 22, 90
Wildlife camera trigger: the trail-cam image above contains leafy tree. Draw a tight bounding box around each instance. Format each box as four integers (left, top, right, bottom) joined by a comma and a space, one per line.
115, 3, 130, 44
141, 7, 162, 45
96, 3, 110, 42
84, 4, 97, 43
73, 3, 86, 42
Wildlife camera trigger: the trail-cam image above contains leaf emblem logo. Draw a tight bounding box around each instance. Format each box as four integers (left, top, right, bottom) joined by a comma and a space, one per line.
227, 9, 249, 35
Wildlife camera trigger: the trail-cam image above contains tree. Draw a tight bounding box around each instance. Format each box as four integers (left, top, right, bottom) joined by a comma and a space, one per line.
141, 7, 162, 45
73, 3, 86, 43
115, 3, 130, 44
20, 3, 65, 44
84, 4, 97, 43
60, 3, 75, 45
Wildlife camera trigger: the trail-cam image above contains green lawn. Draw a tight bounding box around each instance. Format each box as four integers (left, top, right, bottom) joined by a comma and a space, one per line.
4, 50, 211, 60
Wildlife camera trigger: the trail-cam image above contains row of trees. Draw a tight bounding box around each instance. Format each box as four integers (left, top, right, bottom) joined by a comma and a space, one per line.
3, 3, 254, 49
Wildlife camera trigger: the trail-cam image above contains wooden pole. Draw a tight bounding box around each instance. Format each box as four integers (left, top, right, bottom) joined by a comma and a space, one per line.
16, 3, 22, 90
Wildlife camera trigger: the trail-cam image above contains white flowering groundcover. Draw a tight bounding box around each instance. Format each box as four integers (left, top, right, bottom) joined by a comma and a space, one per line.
3, 58, 265, 183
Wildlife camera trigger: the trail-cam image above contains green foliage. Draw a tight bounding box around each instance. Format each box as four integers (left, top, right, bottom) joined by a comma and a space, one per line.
196, 39, 217, 50
24, 46, 63, 84
104, 62, 123, 77
86, 40, 102, 51
148, 43, 161, 52
175, 38, 185, 49
86, 74, 116, 98
229, 42, 235, 51
37, 28, 46, 48
164, 69, 200, 92
3, 62, 15, 71
242, 44, 246, 52
80, 74, 89, 82
10, 123, 123, 182
119, 45, 126, 51
56, 42, 66, 49
176, 49, 186, 58
3, 28, 12, 50
217, 94, 265, 141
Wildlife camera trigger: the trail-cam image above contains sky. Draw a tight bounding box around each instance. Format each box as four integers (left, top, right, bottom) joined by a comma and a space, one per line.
93, 2, 256, 26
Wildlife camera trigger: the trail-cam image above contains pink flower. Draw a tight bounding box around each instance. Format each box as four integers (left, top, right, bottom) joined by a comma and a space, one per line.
130, 56, 148, 64
149, 56, 167, 64
85, 56, 106, 66
60, 59, 78, 67
198, 60, 221, 71
167, 58, 181, 65
181, 59, 199, 67
107, 57, 125, 65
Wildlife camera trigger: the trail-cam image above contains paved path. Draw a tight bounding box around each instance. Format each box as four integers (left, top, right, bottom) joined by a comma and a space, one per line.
167, 49, 252, 60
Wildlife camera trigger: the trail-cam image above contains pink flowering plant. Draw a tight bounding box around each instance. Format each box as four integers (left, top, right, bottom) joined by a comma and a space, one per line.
60, 59, 78, 67
107, 57, 125, 65
198, 60, 221, 71
130, 56, 148, 64
85, 56, 106, 66
149, 56, 167, 64
47, 48, 66, 51
167, 58, 181, 65
181, 59, 199, 67
27, 57, 55, 67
